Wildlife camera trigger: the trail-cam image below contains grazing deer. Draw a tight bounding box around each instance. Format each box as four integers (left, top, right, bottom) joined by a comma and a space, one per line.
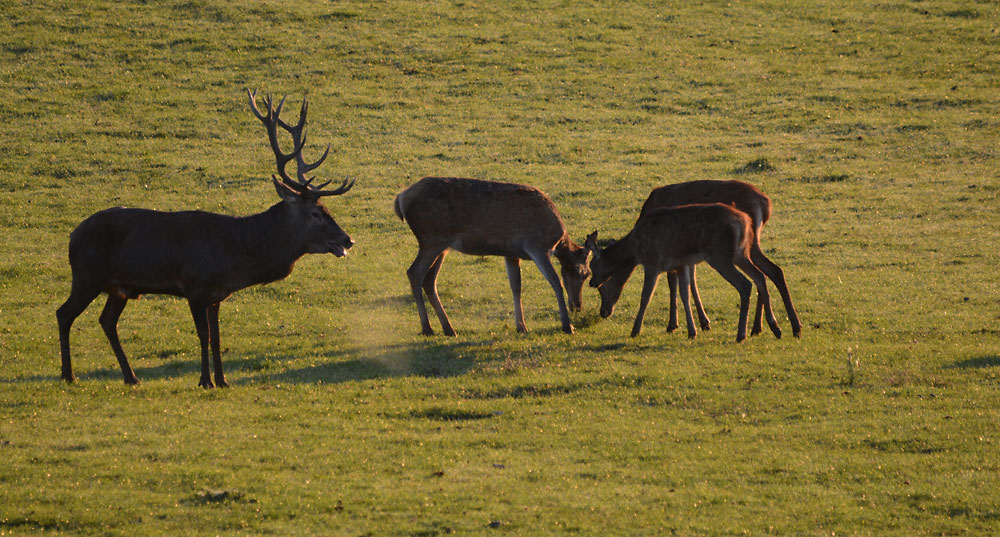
394, 176, 591, 335
593, 180, 801, 338
586, 203, 782, 342
55, 89, 355, 387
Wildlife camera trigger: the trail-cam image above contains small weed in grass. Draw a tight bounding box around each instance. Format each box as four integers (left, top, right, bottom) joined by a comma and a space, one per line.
184, 490, 256, 505
731, 158, 776, 174
844, 346, 860, 387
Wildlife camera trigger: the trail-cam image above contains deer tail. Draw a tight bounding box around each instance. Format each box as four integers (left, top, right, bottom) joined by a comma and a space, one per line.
393, 191, 407, 221
735, 215, 753, 257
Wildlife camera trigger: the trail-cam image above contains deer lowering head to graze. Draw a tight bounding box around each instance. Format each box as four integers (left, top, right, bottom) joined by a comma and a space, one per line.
586, 203, 782, 342
394, 176, 591, 335
593, 180, 801, 338
56, 89, 355, 388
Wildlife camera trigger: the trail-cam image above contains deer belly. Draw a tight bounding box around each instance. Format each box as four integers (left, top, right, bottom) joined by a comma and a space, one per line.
643, 252, 705, 273
108, 282, 185, 299
448, 238, 520, 258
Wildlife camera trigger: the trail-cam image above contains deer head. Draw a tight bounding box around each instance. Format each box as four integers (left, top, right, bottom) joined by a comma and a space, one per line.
555, 239, 593, 312
248, 89, 355, 256
585, 231, 636, 318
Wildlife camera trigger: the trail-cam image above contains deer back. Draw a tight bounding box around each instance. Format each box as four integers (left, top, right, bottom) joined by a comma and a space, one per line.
641, 180, 771, 230
629, 203, 752, 273
394, 177, 568, 258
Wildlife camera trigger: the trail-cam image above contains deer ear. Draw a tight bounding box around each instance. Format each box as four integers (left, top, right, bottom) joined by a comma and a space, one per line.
273, 176, 303, 203
584, 231, 599, 257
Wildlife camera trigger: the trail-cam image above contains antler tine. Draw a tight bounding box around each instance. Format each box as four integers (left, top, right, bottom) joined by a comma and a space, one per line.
273, 94, 288, 119
313, 177, 356, 198
276, 93, 307, 132
299, 144, 331, 176
247, 88, 267, 121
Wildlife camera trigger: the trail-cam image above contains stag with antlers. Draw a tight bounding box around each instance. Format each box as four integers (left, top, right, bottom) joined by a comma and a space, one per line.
56, 89, 355, 387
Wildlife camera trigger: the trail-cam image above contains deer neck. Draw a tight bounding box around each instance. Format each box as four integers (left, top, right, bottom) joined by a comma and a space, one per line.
607, 232, 640, 273
235, 203, 311, 279
553, 235, 583, 268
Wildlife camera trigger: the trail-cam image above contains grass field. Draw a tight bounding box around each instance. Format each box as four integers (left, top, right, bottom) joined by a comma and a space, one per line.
2, 1, 999, 535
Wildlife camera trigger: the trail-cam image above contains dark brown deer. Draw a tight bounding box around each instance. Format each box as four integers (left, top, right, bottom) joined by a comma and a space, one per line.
394, 177, 591, 335
586, 203, 782, 342
56, 89, 355, 387
593, 180, 801, 338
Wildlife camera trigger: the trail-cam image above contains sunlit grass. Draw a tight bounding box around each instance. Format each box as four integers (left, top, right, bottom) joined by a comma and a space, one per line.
2, 0, 999, 535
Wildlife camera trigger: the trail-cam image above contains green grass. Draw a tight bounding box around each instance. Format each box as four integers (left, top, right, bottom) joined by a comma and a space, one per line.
2, 0, 999, 535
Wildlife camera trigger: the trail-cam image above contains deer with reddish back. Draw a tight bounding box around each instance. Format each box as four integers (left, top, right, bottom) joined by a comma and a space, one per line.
592, 180, 801, 338
586, 203, 782, 342
394, 177, 591, 335
56, 89, 355, 387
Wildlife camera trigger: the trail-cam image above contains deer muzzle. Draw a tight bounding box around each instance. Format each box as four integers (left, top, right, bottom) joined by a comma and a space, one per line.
328, 236, 354, 257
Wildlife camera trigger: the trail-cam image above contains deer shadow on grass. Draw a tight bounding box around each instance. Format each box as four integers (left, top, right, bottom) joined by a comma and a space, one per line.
944, 355, 1000, 369
6, 341, 480, 386
235, 339, 484, 385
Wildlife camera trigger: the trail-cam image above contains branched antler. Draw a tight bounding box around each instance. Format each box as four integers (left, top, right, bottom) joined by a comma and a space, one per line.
247, 89, 355, 198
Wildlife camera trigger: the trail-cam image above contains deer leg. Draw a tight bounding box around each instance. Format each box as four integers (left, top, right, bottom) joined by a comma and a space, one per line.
688, 265, 711, 331
97, 293, 140, 385
665, 271, 679, 332
188, 300, 214, 388
408, 247, 450, 336
56, 283, 100, 383
706, 260, 753, 343
676, 267, 698, 339
421, 251, 455, 336
527, 251, 573, 334
504, 256, 527, 333
631, 266, 660, 338
207, 303, 228, 387
750, 242, 801, 337
737, 257, 781, 339
750, 290, 765, 336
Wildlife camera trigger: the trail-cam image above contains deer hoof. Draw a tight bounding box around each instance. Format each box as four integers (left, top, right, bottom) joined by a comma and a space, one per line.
199, 379, 215, 389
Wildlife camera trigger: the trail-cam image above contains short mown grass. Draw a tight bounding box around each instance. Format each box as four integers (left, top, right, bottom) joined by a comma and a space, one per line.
2, 1, 999, 535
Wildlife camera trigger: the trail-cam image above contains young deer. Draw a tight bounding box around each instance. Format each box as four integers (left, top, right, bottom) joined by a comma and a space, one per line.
56, 89, 355, 388
394, 177, 591, 335
586, 203, 782, 342
594, 180, 801, 338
